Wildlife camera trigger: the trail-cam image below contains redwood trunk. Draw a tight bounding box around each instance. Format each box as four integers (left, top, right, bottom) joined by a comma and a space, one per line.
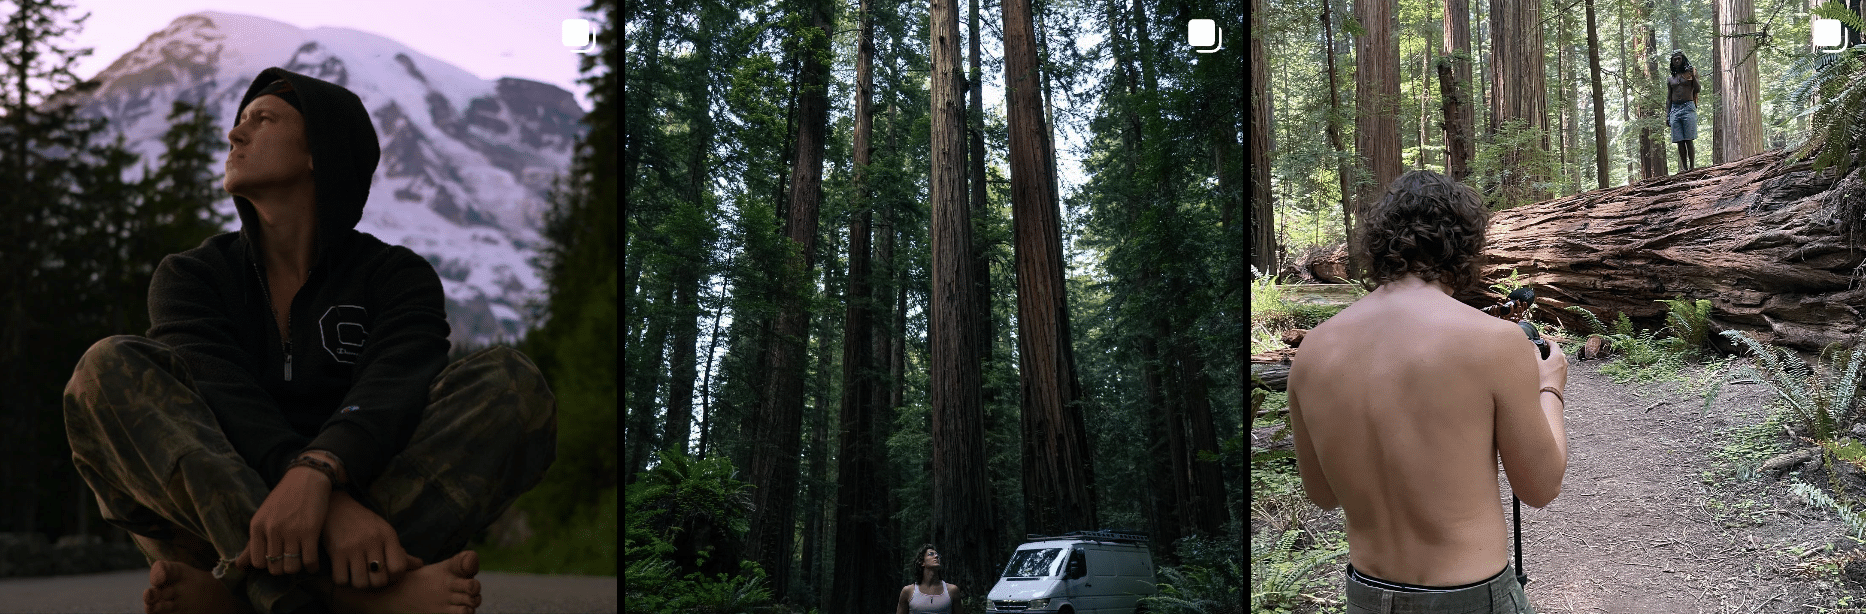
1441, 0, 1473, 180
1322, 0, 1355, 259
1716, 0, 1764, 162
933, 0, 995, 601
1585, 0, 1609, 189
830, 0, 885, 605
1008, 0, 1096, 539
745, 0, 833, 597
1490, 0, 1550, 204
1457, 153, 1866, 354
1252, 0, 1275, 271
1354, 0, 1403, 238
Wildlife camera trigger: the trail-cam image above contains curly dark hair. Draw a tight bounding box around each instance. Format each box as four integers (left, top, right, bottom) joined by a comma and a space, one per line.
907, 543, 939, 583
1353, 170, 1489, 293
1670, 52, 1693, 75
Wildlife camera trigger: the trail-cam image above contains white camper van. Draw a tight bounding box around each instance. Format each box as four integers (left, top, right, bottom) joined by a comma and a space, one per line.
985, 530, 1156, 614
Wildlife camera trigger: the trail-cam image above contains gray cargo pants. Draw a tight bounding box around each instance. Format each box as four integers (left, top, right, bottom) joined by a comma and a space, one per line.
62, 335, 556, 613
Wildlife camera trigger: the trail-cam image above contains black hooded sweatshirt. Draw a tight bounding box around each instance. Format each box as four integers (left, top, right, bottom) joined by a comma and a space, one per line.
146, 67, 451, 498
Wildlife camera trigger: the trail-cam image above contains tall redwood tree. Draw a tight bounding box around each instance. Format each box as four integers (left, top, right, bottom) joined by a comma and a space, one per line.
1004, 0, 1098, 539
743, 0, 834, 598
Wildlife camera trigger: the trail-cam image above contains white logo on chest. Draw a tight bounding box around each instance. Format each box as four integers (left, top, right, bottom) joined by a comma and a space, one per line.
319, 305, 370, 364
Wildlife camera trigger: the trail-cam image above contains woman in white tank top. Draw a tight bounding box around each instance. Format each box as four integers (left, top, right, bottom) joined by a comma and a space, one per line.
897, 544, 961, 614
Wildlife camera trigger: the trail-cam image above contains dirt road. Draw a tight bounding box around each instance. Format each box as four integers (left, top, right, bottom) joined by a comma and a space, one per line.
0, 568, 616, 613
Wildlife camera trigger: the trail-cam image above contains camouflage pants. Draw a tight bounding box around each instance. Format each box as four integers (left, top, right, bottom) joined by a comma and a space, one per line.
62, 336, 556, 614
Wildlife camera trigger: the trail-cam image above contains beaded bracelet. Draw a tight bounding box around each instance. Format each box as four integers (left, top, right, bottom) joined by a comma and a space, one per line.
286, 455, 342, 487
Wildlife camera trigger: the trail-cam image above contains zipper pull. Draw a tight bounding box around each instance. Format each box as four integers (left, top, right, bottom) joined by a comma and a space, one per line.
284, 342, 293, 381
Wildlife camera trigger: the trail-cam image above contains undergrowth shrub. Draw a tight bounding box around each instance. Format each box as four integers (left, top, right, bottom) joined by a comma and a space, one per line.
1244, 529, 1344, 614
1713, 330, 1866, 443
624, 450, 770, 613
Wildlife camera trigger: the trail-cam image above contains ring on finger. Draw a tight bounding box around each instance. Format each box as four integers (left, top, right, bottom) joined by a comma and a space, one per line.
369, 560, 381, 573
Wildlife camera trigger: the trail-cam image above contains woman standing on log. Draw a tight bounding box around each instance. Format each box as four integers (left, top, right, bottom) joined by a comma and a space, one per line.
1669, 51, 1702, 171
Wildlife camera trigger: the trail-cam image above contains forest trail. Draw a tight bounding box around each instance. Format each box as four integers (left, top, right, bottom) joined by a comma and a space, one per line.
1499, 358, 1858, 613
1298, 357, 1866, 612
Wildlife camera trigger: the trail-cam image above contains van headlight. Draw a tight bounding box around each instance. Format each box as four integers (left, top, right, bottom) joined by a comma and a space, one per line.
1027, 599, 1049, 609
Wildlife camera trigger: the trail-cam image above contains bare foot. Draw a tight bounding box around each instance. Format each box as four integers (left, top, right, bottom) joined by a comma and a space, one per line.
143, 560, 252, 614
329, 551, 482, 614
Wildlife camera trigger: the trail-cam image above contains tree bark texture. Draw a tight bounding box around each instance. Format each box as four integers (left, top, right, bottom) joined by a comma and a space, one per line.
1139, 332, 1183, 561
829, 0, 888, 606
969, 0, 996, 404
1455, 151, 1866, 355
1716, 0, 1764, 162
1441, 0, 1474, 181
746, 0, 833, 597
1176, 335, 1228, 536
665, 268, 699, 455
1252, 0, 1275, 273
1354, 0, 1403, 236
1008, 0, 1098, 539
1644, 13, 1667, 177
664, 51, 714, 455
1633, 1, 1667, 179
625, 281, 671, 484
1490, 0, 1550, 203
1585, 0, 1610, 189
1322, 0, 1356, 258
1420, 35, 1433, 169
1710, 0, 1725, 166
933, 0, 996, 600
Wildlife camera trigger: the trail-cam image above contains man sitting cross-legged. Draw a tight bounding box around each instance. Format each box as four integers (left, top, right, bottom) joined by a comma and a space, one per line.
62, 67, 557, 614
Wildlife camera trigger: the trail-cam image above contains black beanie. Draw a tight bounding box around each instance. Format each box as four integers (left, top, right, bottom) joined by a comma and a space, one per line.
254, 79, 302, 114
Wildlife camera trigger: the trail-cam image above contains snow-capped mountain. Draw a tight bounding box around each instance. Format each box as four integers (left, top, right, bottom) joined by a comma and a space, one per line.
72, 11, 587, 347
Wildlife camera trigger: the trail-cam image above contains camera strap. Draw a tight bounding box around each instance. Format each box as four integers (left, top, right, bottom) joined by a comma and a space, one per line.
1514, 495, 1529, 587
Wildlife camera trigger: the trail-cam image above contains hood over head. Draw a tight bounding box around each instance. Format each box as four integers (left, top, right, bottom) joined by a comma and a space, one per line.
230, 67, 380, 261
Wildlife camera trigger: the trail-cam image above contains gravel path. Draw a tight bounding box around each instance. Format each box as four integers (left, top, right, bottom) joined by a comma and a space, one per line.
0, 569, 616, 613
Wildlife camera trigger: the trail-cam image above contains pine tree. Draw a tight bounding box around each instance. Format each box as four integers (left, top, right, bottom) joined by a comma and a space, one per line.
522, 0, 617, 570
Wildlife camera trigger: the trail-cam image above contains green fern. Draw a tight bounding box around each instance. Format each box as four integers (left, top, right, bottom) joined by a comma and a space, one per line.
1564, 305, 1614, 338
1792, 479, 1866, 540
1246, 529, 1344, 612
1793, 40, 1866, 179
1813, 1, 1866, 32
1657, 297, 1713, 356
1715, 330, 1866, 442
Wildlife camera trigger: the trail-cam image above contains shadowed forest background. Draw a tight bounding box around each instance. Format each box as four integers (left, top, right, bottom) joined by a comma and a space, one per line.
622, 0, 1243, 611
0, 0, 618, 577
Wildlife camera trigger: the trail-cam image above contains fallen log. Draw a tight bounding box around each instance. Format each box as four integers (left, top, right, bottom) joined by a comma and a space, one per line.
1454, 150, 1866, 354
1251, 363, 1289, 392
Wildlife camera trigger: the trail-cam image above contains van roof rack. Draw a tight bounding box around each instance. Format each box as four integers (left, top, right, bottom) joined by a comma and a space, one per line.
1023, 529, 1151, 544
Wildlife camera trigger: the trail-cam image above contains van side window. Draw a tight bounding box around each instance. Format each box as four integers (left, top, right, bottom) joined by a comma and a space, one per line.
1066, 549, 1087, 578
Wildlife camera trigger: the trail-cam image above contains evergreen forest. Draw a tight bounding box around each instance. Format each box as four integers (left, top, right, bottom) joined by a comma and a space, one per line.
1251, 0, 1866, 609
623, 0, 1245, 611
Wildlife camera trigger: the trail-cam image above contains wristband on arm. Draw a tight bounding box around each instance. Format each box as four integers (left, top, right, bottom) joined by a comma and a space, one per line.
1540, 386, 1563, 405
286, 449, 347, 487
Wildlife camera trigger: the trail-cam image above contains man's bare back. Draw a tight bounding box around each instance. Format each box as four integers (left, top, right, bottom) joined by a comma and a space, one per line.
1288, 276, 1568, 587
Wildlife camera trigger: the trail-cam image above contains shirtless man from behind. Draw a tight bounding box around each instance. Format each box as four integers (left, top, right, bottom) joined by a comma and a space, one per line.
1287, 170, 1569, 613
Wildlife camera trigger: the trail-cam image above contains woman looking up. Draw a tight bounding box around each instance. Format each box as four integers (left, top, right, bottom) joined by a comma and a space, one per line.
896, 544, 961, 614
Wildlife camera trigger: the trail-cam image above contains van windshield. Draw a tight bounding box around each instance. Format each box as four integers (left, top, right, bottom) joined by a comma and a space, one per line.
1001, 548, 1064, 578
